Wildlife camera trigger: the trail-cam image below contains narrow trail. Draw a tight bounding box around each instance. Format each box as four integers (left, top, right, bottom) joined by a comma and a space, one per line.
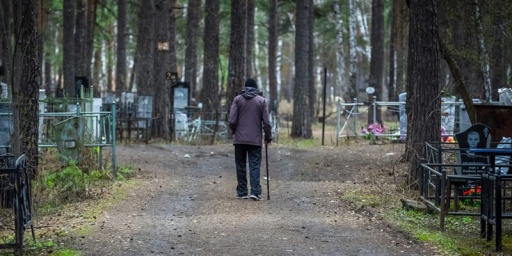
70, 143, 433, 256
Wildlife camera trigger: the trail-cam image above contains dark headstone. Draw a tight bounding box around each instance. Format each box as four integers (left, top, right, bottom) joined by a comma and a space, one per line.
455, 123, 491, 174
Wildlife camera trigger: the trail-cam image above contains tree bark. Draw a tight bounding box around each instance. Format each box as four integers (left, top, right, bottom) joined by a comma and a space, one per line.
307, 0, 316, 123
245, 0, 255, 78
405, 0, 440, 185
291, 0, 312, 138
227, 0, 247, 116
333, 0, 346, 103
184, 0, 201, 98
268, 0, 278, 113
369, 0, 384, 125
135, 0, 155, 98
473, 0, 492, 102
200, 0, 220, 113
491, 0, 506, 101
348, 0, 358, 102
153, 0, 172, 140
12, 0, 40, 170
116, 0, 127, 92
63, 0, 75, 96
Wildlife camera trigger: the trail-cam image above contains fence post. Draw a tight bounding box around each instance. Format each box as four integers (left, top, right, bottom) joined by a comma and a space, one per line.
371, 96, 377, 144
112, 102, 117, 176
353, 98, 358, 137
336, 98, 340, 146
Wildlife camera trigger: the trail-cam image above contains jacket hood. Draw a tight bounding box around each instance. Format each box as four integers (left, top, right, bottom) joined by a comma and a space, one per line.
241, 87, 259, 99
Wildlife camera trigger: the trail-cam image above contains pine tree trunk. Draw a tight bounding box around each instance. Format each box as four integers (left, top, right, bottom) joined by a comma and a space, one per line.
405, 0, 441, 185
12, 0, 40, 170
116, 0, 127, 92
227, 0, 247, 116
245, 0, 255, 78
369, 0, 384, 125
63, 0, 75, 96
268, 0, 278, 112
184, 0, 201, 98
291, 0, 312, 138
200, 0, 220, 112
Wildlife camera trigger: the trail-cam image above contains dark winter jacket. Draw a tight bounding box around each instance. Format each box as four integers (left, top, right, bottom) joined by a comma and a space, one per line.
228, 87, 272, 146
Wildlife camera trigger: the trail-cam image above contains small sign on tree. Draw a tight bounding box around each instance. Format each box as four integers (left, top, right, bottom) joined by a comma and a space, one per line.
158, 41, 170, 51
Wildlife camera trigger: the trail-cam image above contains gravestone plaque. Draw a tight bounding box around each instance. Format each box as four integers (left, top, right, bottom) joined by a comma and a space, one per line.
399, 93, 407, 138
455, 123, 491, 174
137, 96, 152, 128
173, 82, 189, 111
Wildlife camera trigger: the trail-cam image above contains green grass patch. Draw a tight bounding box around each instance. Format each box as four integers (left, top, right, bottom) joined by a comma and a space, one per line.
337, 185, 512, 255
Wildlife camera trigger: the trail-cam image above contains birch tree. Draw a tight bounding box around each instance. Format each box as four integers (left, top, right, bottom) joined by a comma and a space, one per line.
474, 0, 492, 102
348, 0, 357, 101
333, 0, 347, 102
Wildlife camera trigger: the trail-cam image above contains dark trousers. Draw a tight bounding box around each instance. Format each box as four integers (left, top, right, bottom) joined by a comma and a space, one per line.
234, 144, 262, 196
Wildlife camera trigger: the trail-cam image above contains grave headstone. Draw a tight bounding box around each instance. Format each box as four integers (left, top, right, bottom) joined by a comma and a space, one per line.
137, 96, 152, 128
399, 93, 407, 138
173, 82, 189, 111
441, 96, 456, 135
0, 103, 11, 152
455, 123, 491, 174
498, 88, 512, 105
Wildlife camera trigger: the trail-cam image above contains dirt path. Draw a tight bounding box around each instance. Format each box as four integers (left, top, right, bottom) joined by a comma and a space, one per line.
69, 143, 435, 256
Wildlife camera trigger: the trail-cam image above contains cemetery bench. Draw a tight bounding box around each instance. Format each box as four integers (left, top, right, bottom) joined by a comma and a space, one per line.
0, 154, 35, 256
469, 148, 512, 251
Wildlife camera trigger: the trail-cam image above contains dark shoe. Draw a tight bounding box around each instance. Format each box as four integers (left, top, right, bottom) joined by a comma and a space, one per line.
236, 195, 249, 199
250, 195, 261, 201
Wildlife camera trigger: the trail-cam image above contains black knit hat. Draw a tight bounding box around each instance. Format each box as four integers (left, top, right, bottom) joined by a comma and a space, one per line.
244, 78, 257, 88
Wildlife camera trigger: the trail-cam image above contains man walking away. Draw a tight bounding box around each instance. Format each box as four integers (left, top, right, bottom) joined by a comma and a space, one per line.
228, 78, 272, 201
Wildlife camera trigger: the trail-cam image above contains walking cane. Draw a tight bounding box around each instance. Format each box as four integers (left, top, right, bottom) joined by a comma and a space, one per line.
265, 142, 270, 200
